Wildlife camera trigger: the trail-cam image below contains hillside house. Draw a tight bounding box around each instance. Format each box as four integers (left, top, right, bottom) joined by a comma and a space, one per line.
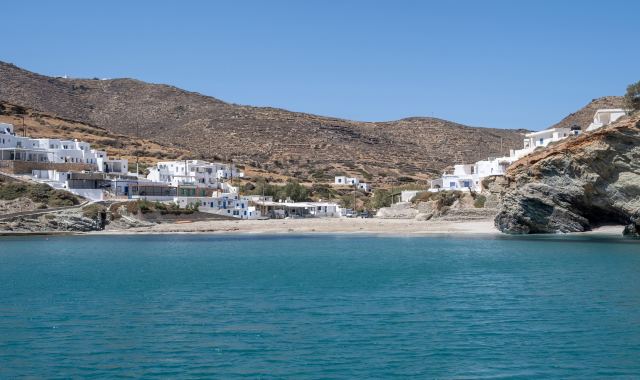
0, 122, 128, 174
174, 193, 260, 219
254, 200, 341, 219
334, 176, 359, 186
586, 109, 627, 132
147, 160, 242, 188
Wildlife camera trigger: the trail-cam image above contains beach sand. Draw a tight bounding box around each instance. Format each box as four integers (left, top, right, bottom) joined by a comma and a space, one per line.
100, 217, 500, 236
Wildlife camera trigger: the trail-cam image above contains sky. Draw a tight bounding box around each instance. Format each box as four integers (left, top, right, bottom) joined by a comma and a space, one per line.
2, 0, 639, 130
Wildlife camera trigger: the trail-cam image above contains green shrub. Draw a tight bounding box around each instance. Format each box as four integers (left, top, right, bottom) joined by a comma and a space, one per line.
138, 199, 153, 214
473, 195, 487, 208
369, 189, 391, 209
83, 204, 106, 219
0, 182, 79, 206
625, 80, 640, 113
0, 183, 28, 200
47, 190, 79, 207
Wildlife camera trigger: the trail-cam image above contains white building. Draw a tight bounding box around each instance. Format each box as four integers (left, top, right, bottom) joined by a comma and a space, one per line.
586, 108, 627, 132
147, 160, 242, 188
400, 190, 426, 203
174, 193, 259, 219
334, 176, 359, 186
0, 123, 128, 174
509, 126, 580, 161
254, 200, 341, 218
358, 183, 372, 192
431, 125, 581, 192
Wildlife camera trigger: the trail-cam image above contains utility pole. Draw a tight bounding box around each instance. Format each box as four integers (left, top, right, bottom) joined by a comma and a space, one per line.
135, 124, 139, 176
353, 181, 357, 212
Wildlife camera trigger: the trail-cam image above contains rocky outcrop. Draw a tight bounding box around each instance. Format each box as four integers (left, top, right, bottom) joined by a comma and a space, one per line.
376, 192, 499, 221
0, 208, 104, 233
376, 202, 419, 219
495, 115, 640, 236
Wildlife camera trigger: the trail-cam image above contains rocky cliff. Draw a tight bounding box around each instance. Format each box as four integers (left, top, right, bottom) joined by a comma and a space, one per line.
495, 114, 640, 236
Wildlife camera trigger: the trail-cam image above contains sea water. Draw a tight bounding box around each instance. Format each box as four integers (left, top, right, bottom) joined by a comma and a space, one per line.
1, 234, 639, 378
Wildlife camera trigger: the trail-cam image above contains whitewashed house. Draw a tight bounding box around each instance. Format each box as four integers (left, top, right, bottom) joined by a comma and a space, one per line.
586, 109, 627, 132
0, 123, 128, 174
0, 123, 129, 174
431, 126, 580, 192
400, 190, 426, 203
147, 160, 242, 188
254, 200, 341, 218
358, 183, 372, 192
174, 193, 260, 219
509, 126, 579, 161
334, 176, 359, 186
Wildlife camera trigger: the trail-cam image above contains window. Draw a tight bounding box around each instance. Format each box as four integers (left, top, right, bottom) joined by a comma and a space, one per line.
449, 182, 456, 188
539, 138, 544, 145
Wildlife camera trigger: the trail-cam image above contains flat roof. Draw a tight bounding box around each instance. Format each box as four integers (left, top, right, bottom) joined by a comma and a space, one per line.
256, 201, 339, 208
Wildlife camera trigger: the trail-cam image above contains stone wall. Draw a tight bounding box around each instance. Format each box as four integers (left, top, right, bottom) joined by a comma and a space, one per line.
0, 160, 96, 174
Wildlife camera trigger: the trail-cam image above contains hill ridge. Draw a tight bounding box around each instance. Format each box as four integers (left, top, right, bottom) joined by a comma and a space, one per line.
0, 61, 528, 182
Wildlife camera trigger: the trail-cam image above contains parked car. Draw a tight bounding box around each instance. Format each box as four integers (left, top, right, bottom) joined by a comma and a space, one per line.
344, 209, 357, 218
360, 210, 371, 218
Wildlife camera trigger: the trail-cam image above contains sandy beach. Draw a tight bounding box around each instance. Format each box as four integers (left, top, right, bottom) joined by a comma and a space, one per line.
99, 217, 500, 236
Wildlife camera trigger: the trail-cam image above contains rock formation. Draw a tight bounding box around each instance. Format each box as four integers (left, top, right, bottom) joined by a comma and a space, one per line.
495, 114, 640, 236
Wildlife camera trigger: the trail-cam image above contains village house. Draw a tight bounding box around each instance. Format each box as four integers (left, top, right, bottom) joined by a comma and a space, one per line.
254, 199, 341, 219
430, 123, 586, 192
586, 108, 627, 132
0, 123, 128, 174
334, 176, 359, 185
147, 160, 242, 189
174, 193, 260, 219
334, 175, 371, 192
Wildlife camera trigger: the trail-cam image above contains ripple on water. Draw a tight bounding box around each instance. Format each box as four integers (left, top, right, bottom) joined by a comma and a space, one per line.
0, 234, 639, 378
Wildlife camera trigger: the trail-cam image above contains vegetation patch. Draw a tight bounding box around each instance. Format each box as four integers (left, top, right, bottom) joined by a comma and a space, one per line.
82, 204, 106, 219
0, 181, 81, 207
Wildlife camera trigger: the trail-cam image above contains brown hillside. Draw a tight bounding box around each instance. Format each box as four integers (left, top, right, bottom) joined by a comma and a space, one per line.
0, 61, 526, 183
0, 102, 188, 171
547, 96, 625, 131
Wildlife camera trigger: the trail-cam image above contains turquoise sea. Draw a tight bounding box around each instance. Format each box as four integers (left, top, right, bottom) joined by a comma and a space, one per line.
1, 234, 640, 378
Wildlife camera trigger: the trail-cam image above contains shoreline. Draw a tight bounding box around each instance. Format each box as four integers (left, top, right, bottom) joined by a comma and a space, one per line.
99, 218, 501, 236
97, 218, 627, 237
0, 218, 628, 238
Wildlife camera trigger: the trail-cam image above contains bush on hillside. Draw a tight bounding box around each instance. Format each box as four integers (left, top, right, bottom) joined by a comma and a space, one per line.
473, 194, 487, 208
82, 204, 106, 219
411, 190, 463, 209
368, 189, 391, 209
0, 182, 79, 207
625, 80, 640, 113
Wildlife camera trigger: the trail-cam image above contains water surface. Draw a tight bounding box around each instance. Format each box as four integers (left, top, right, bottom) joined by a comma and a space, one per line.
1, 234, 639, 378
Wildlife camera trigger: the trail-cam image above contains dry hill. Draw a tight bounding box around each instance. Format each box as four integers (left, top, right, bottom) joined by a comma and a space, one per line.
0, 101, 187, 171
0, 61, 527, 183
548, 96, 625, 131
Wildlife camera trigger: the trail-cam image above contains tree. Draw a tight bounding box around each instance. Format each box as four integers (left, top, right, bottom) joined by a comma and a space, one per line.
369, 189, 391, 210
625, 80, 640, 113
276, 181, 309, 202
340, 194, 354, 209
13, 105, 26, 115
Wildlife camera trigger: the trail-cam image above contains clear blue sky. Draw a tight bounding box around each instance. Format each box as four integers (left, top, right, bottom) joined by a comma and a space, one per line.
3, 0, 639, 130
